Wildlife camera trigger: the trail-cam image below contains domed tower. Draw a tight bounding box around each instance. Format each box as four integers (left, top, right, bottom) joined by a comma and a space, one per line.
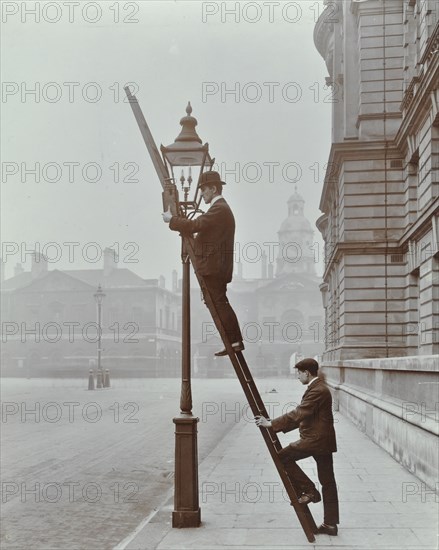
276, 188, 315, 276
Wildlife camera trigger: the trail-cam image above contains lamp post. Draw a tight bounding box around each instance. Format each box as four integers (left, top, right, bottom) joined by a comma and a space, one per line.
93, 284, 106, 388
161, 102, 213, 528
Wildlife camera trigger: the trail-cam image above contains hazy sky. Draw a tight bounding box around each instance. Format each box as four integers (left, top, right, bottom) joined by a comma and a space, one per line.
2, 0, 330, 283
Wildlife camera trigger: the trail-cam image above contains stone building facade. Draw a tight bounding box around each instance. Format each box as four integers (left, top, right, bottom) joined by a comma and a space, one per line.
314, 0, 438, 488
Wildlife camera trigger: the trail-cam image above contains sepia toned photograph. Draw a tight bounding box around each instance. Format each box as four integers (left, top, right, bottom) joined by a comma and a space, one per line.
1, 1, 438, 549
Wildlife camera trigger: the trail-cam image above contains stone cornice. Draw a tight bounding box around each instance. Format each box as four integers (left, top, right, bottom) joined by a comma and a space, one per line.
313, 3, 336, 61
321, 241, 405, 282
320, 198, 439, 278
400, 21, 438, 114
420, 19, 439, 66
350, 0, 404, 17
316, 214, 328, 235
319, 140, 402, 212
397, 55, 439, 143
350, 0, 380, 17
400, 75, 422, 112
319, 55, 438, 215
319, 166, 438, 281
355, 112, 402, 129
397, 197, 439, 246
324, 355, 439, 371
399, 21, 438, 120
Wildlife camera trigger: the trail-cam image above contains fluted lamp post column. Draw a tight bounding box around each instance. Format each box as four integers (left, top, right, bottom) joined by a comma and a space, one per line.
161, 102, 213, 528
93, 284, 106, 388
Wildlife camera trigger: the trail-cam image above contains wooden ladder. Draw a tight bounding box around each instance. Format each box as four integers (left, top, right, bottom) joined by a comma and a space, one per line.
125, 88, 318, 543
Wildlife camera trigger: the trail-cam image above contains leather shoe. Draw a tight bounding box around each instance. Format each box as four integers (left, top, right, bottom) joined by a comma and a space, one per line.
298, 490, 321, 504
214, 342, 245, 356
316, 523, 338, 536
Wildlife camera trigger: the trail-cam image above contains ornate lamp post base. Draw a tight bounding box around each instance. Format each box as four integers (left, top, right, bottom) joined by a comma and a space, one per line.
172, 414, 201, 528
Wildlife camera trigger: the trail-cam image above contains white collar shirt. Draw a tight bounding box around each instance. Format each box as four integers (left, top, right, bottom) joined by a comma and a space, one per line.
210, 195, 223, 207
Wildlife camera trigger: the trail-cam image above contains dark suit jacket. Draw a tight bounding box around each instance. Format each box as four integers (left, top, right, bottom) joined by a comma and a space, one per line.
271, 377, 337, 454
169, 198, 235, 283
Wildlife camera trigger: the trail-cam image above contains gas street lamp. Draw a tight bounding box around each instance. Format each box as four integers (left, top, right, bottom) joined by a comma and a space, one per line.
161, 102, 213, 213
161, 102, 213, 528
93, 284, 106, 388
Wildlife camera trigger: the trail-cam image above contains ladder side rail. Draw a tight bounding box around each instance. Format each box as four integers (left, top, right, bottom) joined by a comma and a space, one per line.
233, 353, 280, 425
124, 87, 171, 187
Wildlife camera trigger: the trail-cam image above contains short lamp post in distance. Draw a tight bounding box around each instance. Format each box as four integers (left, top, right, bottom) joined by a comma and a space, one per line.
93, 284, 106, 389
161, 102, 213, 528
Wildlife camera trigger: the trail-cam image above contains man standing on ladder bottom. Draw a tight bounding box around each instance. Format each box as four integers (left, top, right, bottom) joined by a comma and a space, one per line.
162, 170, 244, 357
255, 358, 339, 536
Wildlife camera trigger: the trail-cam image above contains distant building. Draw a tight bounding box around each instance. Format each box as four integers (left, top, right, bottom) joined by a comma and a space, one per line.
1, 248, 181, 377
314, 0, 438, 488
1, 193, 325, 379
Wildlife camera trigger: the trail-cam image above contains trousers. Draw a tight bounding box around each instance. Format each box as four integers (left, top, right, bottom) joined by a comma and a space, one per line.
278, 446, 339, 525
203, 276, 242, 344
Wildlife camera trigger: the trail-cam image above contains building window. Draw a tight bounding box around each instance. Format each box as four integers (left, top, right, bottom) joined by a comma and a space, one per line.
433, 215, 439, 257
165, 306, 170, 329
407, 270, 420, 351
406, 132, 420, 215
433, 257, 439, 347
131, 307, 143, 325
48, 301, 64, 322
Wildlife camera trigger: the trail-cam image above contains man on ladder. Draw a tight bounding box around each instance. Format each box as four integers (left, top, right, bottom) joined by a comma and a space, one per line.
256, 358, 340, 536
162, 170, 244, 357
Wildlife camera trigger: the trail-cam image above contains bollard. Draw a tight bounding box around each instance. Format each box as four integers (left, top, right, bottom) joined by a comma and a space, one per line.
104, 369, 110, 388
96, 369, 103, 389
88, 369, 95, 391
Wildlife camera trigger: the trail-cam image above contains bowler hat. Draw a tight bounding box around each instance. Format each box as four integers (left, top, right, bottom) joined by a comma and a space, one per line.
197, 171, 226, 189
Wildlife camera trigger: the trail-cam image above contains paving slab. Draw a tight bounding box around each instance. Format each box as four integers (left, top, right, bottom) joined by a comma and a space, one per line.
120, 381, 438, 550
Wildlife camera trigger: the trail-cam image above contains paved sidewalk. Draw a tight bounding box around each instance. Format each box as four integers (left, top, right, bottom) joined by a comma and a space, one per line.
118, 383, 438, 550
